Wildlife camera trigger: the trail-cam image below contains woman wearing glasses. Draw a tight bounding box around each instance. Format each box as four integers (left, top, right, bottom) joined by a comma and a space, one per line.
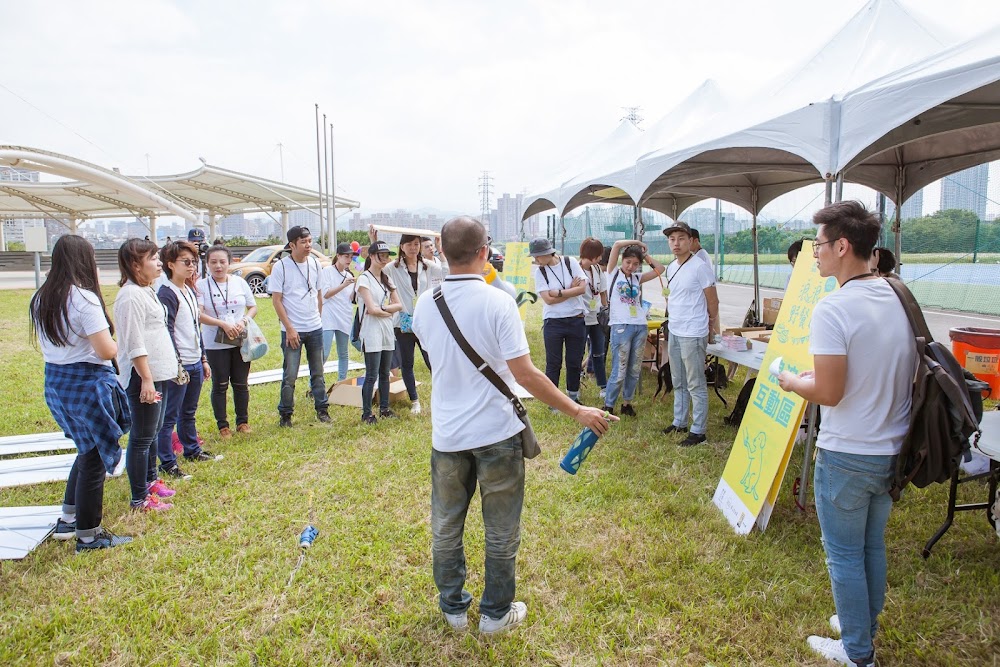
156, 241, 216, 481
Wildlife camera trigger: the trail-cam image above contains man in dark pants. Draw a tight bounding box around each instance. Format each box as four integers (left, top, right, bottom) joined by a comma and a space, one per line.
413, 217, 615, 634
530, 238, 588, 404
270, 226, 330, 427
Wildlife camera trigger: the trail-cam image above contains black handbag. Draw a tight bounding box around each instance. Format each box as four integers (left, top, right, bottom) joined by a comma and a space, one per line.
432, 286, 540, 459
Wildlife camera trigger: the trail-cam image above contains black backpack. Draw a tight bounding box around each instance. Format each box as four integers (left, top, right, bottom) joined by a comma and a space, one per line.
724, 378, 756, 427
886, 278, 984, 500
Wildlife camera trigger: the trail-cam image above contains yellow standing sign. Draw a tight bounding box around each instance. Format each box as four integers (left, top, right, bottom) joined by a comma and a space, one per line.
712, 241, 839, 534
501, 242, 533, 321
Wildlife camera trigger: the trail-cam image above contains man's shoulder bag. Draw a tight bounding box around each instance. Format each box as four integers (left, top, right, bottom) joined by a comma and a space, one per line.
886, 277, 984, 500
432, 285, 541, 459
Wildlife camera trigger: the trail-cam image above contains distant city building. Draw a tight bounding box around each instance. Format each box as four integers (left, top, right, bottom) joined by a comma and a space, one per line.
886, 188, 924, 221
940, 164, 988, 220
219, 212, 247, 238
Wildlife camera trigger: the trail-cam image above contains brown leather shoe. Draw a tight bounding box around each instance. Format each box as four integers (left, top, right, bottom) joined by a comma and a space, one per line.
219, 427, 233, 439
236, 423, 251, 434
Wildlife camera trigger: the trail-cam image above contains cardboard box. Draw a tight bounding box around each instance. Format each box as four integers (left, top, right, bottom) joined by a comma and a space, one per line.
762, 298, 783, 325
327, 372, 419, 408
722, 326, 768, 337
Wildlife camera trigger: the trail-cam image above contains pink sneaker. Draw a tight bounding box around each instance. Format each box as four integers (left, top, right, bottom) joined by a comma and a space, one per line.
148, 479, 176, 498
139, 495, 173, 512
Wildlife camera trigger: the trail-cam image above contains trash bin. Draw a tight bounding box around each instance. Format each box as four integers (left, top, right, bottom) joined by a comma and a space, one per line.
949, 327, 1000, 399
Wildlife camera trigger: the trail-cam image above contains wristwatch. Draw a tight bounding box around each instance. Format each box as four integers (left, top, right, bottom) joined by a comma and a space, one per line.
557, 289, 563, 297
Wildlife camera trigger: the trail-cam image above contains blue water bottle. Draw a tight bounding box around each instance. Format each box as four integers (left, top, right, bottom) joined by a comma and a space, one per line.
560, 427, 601, 475
299, 524, 319, 548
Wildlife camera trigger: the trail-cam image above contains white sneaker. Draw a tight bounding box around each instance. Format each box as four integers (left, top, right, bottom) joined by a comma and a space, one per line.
599, 388, 606, 400
830, 614, 841, 636
479, 601, 527, 635
443, 610, 467, 630
807, 635, 873, 666
411, 401, 421, 415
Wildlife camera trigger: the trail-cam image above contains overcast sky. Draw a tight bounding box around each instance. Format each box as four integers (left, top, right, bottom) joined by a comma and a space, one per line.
2, 0, 999, 220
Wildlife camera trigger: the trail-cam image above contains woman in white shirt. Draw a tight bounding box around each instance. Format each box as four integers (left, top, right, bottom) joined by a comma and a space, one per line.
157, 241, 215, 479
356, 241, 403, 424
319, 243, 357, 383
602, 240, 665, 417
31, 235, 134, 551
198, 245, 258, 438
114, 238, 179, 512
579, 238, 609, 396
370, 227, 444, 414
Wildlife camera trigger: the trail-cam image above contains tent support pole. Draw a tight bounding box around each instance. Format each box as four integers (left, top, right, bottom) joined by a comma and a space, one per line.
281, 210, 289, 238
636, 205, 644, 241
752, 212, 760, 322
835, 172, 844, 202
329, 123, 337, 249
894, 166, 904, 273
323, 115, 331, 252
560, 215, 566, 255
824, 178, 833, 206
209, 212, 217, 241
149, 215, 158, 242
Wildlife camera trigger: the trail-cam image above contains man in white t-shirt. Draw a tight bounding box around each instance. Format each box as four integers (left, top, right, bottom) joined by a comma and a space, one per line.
530, 238, 588, 404
412, 217, 615, 635
270, 226, 330, 427
689, 228, 715, 275
778, 202, 915, 667
661, 221, 720, 446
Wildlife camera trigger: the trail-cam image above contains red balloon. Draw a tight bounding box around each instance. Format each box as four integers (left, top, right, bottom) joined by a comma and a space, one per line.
350, 241, 360, 251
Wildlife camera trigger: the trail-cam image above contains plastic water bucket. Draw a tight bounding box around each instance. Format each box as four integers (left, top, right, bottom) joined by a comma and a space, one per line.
949, 327, 1000, 399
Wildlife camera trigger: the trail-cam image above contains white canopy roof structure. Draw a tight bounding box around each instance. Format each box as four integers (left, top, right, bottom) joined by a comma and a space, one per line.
521, 0, 959, 222
838, 23, 1000, 204
0, 146, 359, 241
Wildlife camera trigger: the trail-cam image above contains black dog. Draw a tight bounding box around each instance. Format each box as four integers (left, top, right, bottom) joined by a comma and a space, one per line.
653, 362, 673, 398
654, 359, 729, 407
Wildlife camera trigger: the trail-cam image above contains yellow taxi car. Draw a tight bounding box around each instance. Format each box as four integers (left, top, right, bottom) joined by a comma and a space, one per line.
228, 244, 332, 295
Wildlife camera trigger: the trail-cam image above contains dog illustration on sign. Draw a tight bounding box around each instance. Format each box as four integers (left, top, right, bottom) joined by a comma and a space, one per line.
740, 431, 767, 501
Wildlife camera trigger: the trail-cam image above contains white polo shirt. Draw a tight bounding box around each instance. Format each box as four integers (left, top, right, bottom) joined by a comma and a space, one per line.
269, 256, 323, 333
665, 254, 715, 337
533, 255, 586, 319
412, 275, 530, 453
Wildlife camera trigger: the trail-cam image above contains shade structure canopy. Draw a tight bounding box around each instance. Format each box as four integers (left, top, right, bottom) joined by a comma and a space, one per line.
521, 0, 964, 222
838, 24, 1000, 205
0, 146, 358, 223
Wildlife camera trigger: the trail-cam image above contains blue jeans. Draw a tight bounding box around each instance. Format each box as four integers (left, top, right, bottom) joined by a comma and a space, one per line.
814, 448, 896, 663
362, 350, 392, 418
395, 328, 430, 401
667, 333, 709, 434
279, 329, 328, 417
322, 329, 351, 382
604, 324, 646, 407
125, 371, 165, 505
431, 434, 525, 620
585, 323, 607, 389
542, 316, 586, 393
157, 362, 204, 468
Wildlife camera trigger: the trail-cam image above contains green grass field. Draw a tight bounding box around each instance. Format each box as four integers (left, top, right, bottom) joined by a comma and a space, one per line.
0, 288, 997, 666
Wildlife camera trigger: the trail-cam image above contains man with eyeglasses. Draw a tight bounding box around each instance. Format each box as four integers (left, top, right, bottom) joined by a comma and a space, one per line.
777, 201, 916, 667
270, 226, 330, 427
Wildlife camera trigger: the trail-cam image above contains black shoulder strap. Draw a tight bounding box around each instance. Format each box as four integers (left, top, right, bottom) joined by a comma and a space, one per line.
885, 277, 933, 342
564, 256, 572, 275
432, 286, 528, 419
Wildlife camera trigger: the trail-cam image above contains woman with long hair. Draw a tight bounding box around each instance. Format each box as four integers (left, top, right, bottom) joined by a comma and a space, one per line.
197, 245, 257, 437
114, 238, 178, 511
319, 243, 357, 382
356, 241, 403, 424
30, 235, 134, 551
157, 241, 215, 478
369, 227, 444, 414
